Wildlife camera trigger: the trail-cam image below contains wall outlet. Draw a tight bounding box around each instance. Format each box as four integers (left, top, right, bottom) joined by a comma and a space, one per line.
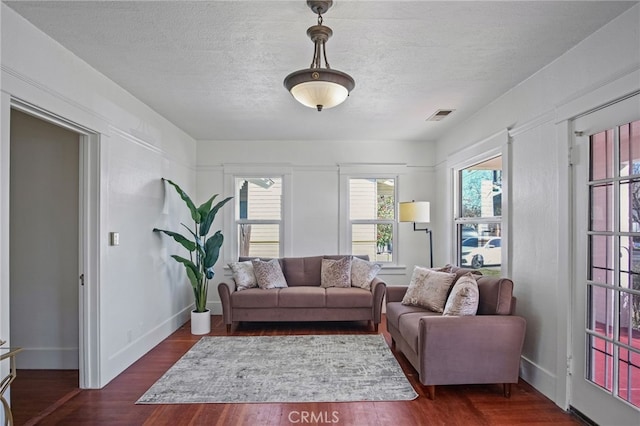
110, 232, 120, 246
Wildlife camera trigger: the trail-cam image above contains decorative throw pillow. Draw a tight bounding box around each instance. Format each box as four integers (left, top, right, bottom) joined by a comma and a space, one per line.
351, 257, 382, 290
432, 264, 453, 273
252, 259, 288, 289
443, 272, 479, 316
321, 257, 352, 288
228, 260, 258, 291
401, 266, 456, 313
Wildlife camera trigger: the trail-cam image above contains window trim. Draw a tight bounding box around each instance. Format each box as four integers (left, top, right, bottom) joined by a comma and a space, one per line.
448, 130, 510, 275
223, 167, 292, 263
340, 172, 400, 265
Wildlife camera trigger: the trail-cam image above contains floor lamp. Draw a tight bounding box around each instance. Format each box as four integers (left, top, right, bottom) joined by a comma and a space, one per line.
399, 201, 433, 267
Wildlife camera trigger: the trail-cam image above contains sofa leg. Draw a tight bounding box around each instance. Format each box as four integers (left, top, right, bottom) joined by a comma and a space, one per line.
226, 324, 231, 335
373, 322, 378, 333
426, 385, 436, 400
503, 383, 512, 398
391, 338, 395, 351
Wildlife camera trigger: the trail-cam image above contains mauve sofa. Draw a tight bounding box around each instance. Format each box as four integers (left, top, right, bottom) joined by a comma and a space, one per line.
218, 255, 386, 334
386, 267, 526, 399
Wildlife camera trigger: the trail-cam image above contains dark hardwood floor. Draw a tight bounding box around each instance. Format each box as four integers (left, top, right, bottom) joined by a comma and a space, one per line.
11, 315, 582, 425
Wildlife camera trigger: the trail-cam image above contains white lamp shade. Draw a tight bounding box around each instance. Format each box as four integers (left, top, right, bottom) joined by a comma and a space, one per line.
399, 201, 430, 223
290, 80, 349, 110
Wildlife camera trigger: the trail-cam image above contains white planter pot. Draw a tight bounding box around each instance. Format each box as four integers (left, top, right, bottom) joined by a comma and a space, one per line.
190, 309, 211, 335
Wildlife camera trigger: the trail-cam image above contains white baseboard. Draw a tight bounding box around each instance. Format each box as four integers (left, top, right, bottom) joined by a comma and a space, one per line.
16, 347, 79, 369
102, 306, 191, 387
520, 355, 560, 405
207, 300, 222, 315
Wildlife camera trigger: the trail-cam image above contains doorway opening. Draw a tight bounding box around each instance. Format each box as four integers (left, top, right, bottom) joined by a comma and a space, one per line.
5, 99, 101, 409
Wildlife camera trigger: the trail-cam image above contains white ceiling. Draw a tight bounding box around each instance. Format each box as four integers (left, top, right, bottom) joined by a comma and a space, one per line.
4, 1, 637, 142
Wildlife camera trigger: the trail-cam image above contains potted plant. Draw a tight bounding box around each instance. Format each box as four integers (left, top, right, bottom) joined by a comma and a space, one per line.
153, 178, 232, 335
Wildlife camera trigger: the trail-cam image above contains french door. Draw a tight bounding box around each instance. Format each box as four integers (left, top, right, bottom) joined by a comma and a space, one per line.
571, 93, 640, 425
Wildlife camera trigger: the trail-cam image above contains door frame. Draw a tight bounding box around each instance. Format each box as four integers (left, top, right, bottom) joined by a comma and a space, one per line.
553, 70, 640, 411
568, 92, 640, 424
7, 98, 101, 389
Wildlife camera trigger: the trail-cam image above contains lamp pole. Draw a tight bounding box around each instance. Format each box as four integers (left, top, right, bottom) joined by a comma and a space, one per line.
414, 222, 433, 268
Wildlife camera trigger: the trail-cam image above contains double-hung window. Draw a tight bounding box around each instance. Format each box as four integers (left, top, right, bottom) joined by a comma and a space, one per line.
455, 156, 503, 274
235, 177, 282, 258
349, 177, 397, 263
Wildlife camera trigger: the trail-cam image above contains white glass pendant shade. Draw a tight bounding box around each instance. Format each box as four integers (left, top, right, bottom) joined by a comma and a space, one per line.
290, 80, 348, 110
284, 68, 355, 111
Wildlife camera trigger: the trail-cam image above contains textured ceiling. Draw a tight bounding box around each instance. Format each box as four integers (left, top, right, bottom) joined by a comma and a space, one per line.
4, 1, 637, 142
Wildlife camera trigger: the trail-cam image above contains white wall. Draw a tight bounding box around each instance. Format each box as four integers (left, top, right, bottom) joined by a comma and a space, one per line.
10, 110, 80, 369
196, 140, 436, 313
1, 4, 197, 387
434, 5, 640, 409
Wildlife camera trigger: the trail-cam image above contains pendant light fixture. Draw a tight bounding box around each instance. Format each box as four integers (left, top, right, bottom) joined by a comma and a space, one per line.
283, 0, 355, 112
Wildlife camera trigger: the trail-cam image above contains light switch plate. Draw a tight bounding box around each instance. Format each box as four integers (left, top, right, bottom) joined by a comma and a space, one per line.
110, 232, 120, 246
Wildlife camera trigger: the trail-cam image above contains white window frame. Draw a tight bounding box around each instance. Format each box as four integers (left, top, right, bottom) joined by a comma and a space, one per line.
454, 155, 503, 269
223, 166, 292, 263
448, 130, 510, 276
339, 168, 400, 266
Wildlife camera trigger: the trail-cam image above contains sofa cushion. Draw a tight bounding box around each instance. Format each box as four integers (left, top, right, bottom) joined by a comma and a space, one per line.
281, 256, 324, 287
231, 288, 279, 308
477, 276, 514, 315
386, 301, 428, 330
228, 260, 258, 291
252, 259, 288, 289
443, 273, 479, 316
325, 287, 372, 308
321, 257, 352, 288
351, 257, 382, 290
402, 267, 456, 313
398, 311, 440, 353
279, 287, 326, 308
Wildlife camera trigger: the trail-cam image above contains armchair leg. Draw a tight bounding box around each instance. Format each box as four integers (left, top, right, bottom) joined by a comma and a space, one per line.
503, 383, 512, 398
373, 322, 378, 333
226, 324, 231, 335
426, 385, 435, 400
391, 338, 395, 351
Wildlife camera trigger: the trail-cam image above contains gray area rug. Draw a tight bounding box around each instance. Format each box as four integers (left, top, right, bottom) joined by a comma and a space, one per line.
137, 334, 418, 404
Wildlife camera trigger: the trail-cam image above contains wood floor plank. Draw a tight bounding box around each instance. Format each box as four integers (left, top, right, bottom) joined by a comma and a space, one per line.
10, 315, 582, 425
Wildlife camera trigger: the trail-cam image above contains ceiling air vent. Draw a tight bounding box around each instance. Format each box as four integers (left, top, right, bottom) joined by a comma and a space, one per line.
426, 109, 455, 122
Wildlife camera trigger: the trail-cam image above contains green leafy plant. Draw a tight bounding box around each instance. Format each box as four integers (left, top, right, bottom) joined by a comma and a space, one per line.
153, 179, 232, 313
377, 195, 394, 248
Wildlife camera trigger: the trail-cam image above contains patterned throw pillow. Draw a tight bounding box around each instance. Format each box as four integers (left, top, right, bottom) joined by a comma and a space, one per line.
228, 260, 258, 291
432, 264, 453, 273
252, 259, 288, 289
321, 257, 352, 288
401, 266, 456, 313
351, 257, 382, 290
443, 272, 479, 316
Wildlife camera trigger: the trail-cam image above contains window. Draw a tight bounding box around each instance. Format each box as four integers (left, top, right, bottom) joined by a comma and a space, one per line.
235, 177, 282, 258
455, 156, 502, 274
349, 178, 396, 262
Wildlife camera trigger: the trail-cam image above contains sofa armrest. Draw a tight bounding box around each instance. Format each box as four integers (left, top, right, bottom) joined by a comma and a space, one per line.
386, 285, 408, 303
370, 278, 386, 324
217, 281, 236, 326
418, 315, 526, 386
